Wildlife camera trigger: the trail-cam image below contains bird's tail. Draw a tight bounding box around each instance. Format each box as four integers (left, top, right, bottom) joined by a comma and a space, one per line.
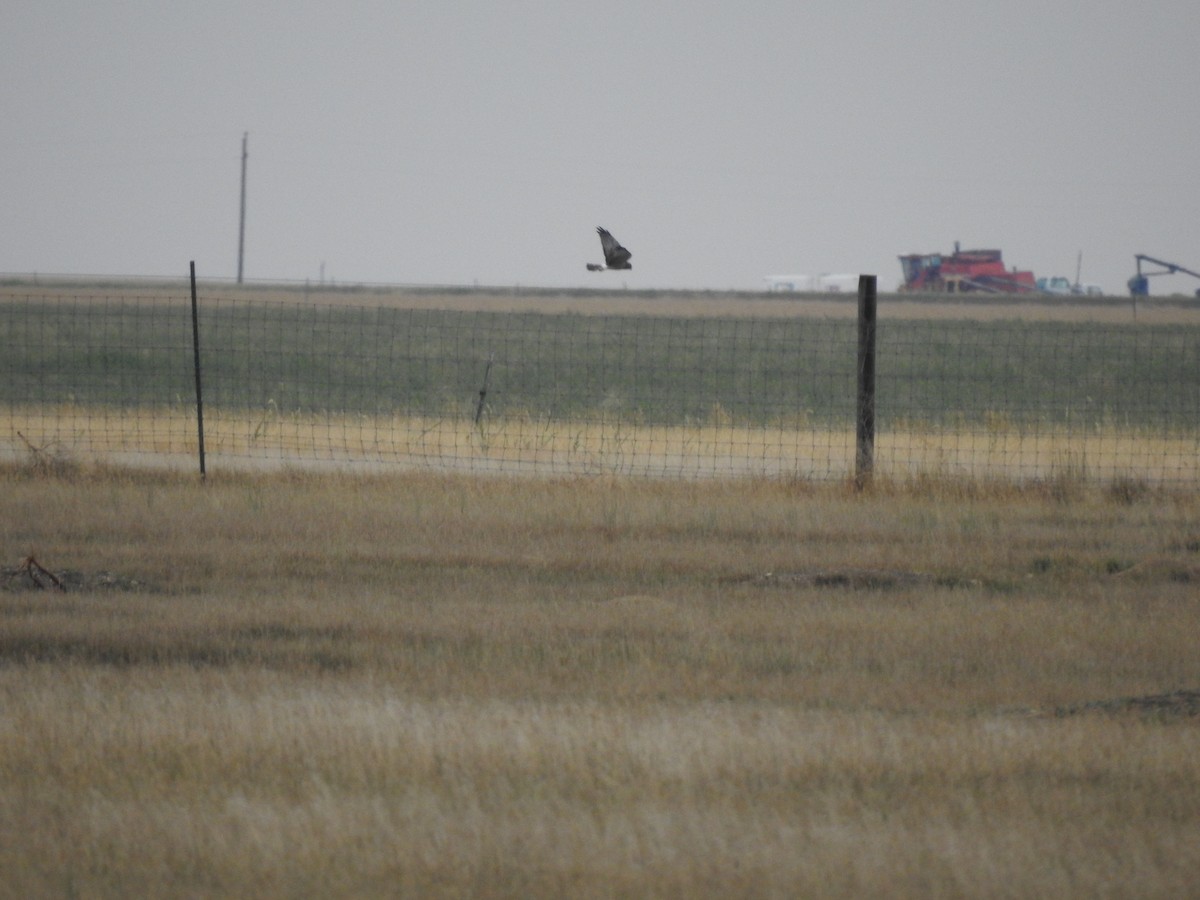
586, 263, 604, 271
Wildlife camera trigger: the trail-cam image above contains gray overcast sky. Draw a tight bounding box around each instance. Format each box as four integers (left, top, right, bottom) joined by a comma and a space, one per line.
3, 1, 1197, 294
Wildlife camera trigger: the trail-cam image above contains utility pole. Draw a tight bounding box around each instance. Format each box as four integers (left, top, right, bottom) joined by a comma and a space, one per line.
237, 132, 248, 283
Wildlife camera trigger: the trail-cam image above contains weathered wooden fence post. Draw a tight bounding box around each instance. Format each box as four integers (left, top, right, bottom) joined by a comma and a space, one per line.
855, 274, 877, 489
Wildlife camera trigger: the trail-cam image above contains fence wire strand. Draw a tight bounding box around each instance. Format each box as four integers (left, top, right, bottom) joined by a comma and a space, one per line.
2, 292, 1197, 484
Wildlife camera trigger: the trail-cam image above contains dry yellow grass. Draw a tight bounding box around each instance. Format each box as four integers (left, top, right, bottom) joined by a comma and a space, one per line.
5, 405, 1197, 486
1, 467, 1199, 897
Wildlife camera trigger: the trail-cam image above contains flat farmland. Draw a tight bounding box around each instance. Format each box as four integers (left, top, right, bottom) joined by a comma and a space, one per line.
2, 284, 1199, 895
1, 467, 1199, 897
6, 280, 1200, 322
4, 284, 1198, 486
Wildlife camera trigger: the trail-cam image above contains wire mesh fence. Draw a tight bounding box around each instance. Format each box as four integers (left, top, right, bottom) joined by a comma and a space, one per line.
2, 290, 1197, 484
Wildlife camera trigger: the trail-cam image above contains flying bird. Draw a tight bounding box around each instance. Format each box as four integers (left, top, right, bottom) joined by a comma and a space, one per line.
587, 227, 632, 271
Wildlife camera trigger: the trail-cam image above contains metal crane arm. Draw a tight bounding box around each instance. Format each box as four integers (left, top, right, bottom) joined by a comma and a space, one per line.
1129, 254, 1200, 298
1135, 254, 1200, 281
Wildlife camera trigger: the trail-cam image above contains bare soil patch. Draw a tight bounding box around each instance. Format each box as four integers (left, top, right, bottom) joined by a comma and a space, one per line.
722, 567, 973, 590
2, 556, 154, 593
1055, 689, 1200, 718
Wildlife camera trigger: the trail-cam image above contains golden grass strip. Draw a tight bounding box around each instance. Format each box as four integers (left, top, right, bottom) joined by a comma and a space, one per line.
3, 404, 1198, 484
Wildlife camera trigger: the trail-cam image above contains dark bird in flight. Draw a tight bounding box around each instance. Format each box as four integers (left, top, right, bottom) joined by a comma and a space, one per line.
587, 227, 632, 271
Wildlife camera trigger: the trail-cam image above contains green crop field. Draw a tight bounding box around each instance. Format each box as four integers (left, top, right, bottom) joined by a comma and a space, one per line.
3, 292, 1197, 430
3, 285, 1198, 484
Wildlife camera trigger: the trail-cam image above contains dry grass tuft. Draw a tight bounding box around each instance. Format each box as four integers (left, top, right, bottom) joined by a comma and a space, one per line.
1, 467, 1198, 896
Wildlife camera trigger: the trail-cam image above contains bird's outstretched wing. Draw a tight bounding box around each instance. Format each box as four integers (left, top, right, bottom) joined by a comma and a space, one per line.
597, 227, 632, 268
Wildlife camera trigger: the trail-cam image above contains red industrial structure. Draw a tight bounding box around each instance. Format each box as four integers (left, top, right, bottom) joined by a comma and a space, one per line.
899, 242, 1037, 294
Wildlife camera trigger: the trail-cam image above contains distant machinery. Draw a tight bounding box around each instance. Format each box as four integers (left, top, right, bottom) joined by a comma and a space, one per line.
1037, 252, 1102, 296
898, 242, 1036, 294
1127, 254, 1200, 298
764, 274, 859, 293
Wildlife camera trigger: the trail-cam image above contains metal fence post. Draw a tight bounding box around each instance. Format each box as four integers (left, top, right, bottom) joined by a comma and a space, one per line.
190, 261, 207, 480
855, 274, 877, 489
